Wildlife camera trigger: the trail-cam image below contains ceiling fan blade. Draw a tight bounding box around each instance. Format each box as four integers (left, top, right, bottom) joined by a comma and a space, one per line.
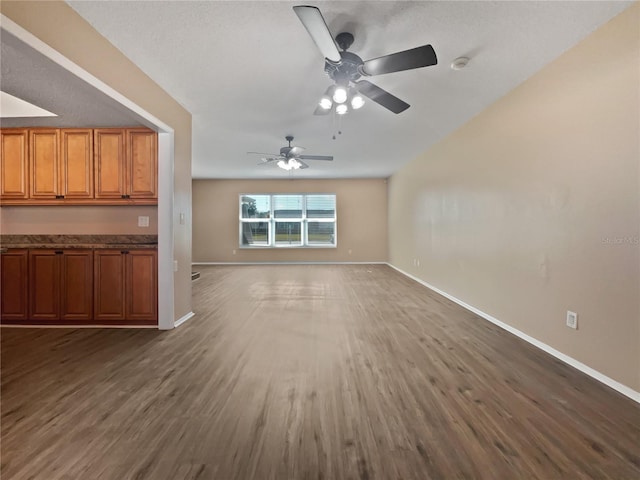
360, 44, 437, 76
289, 146, 305, 156
257, 157, 281, 165
293, 6, 341, 63
247, 151, 279, 156
297, 160, 310, 169
354, 80, 410, 114
299, 155, 333, 161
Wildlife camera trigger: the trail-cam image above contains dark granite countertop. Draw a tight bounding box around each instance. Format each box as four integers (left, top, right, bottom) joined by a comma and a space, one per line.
0, 234, 158, 250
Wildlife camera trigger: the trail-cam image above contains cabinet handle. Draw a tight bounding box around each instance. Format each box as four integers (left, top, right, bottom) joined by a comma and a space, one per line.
55, 195, 64, 199
55, 251, 63, 255
121, 250, 129, 254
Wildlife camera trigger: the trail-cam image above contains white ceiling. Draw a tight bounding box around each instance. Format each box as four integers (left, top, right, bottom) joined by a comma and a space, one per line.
16, 2, 637, 178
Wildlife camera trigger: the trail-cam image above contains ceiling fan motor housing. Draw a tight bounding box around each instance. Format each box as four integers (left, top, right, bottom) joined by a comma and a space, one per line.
324, 43, 364, 84
280, 135, 294, 157
280, 146, 293, 157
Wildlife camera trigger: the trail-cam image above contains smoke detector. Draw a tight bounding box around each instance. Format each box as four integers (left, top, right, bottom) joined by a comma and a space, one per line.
450, 57, 470, 70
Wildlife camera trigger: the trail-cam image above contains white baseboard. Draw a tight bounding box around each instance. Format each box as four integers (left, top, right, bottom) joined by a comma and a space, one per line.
192, 262, 387, 265
387, 263, 640, 404
174, 311, 195, 328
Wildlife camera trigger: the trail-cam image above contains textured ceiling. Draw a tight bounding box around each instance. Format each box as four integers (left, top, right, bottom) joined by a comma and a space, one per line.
9, 1, 633, 178
0, 29, 145, 128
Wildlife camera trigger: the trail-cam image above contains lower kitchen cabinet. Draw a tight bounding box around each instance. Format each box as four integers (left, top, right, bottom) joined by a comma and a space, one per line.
94, 249, 157, 322
1, 247, 157, 325
1, 249, 29, 321
29, 249, 93, 321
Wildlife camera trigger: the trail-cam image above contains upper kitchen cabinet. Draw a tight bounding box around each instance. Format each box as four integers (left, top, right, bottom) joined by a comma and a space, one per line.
29, 128, 60, 198
29, 128, 94, 200
60, 129, 94, 199
94, 128, 126, 199
95, 128, 157, 200
1, 129, 29, 199
127, 129, 157, 198
1, 127, 156, 205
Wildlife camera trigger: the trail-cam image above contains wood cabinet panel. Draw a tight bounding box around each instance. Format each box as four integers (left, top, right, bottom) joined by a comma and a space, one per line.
30, 129, 60, 198
94, 129, 126, 198
126, 250, 158, 321
127, 129, 157, 198
94, 250, 126, 320
1, 129, 29, 199
0, 249, 28, 321
60, 129, 93, 198
61, 250, 93, 321
28, 250, 60, 320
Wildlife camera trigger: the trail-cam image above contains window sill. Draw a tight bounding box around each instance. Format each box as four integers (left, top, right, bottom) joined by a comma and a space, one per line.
239, 245, 337, 249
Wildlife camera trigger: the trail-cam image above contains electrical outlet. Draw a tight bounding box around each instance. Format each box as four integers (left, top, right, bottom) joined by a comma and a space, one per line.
232, 249, 236, 255
138, 216, 149, 227
566, 311, 578, 329
173, 260, 179, 272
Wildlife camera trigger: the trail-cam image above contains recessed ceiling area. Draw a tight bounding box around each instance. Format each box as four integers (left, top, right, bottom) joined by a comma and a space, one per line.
0, 91, 57, 118
8, 1, 633, 179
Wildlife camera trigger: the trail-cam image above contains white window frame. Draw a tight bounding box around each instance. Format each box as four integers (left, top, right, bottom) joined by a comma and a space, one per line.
239, 193, 337, 249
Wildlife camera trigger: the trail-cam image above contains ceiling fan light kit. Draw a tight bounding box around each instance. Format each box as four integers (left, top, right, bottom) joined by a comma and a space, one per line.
333, 84, 348, 104
335, 103, 348, 115
316, 84, 365, 115
350, 89, 365, 109
277, 158, 302, 171
293, 5, 438, 115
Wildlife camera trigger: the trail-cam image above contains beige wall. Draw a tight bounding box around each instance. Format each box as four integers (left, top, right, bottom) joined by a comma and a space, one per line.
0, 1, 192, 320
389, 5, 639, 391
193, 179, 388, 263
0, 206, 157, 234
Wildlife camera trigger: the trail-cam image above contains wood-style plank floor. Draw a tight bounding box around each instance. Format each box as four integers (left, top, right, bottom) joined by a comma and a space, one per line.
1, 265, 639, 479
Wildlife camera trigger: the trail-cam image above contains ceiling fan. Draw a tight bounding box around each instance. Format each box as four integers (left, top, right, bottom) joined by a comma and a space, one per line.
248, 136, 333, 171
293, 5, 437, 115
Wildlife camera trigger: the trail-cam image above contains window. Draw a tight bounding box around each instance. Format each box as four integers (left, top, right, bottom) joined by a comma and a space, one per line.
240, 194, 336, 248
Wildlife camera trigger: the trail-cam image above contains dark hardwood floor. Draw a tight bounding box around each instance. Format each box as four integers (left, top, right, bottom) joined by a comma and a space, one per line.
1, 265, 639, 479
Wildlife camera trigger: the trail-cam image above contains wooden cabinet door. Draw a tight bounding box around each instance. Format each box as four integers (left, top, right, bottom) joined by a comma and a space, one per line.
1, 129, 29, 199
60, 129, 93, 198
30, 129, 60, 198
61, 250, 93, 321
125, 250, 158, 321
1, 249, 29, 321
28, 250, 60, 320
94, 129, 126, 199
94, 250, 126, 320
126, 129, 157, 198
